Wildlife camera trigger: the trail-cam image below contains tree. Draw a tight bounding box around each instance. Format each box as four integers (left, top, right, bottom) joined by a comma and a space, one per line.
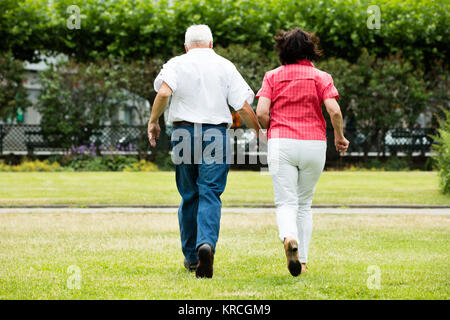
0, 51, 31, 154
36, 59, 128, 150
115, 57, 168, 160
319, 50, 430, 158
0, 51, 30, 122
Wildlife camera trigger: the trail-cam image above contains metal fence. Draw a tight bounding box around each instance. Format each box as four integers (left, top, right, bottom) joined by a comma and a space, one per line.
341, 127, 437, 157
0, 124, 148, 155
0, 124, 437, 157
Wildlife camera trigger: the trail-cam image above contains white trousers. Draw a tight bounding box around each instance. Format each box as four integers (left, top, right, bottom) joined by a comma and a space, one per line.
268, 138, 326, 263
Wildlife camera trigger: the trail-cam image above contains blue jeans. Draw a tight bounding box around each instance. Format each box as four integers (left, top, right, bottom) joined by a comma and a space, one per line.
171, 124, 230, 264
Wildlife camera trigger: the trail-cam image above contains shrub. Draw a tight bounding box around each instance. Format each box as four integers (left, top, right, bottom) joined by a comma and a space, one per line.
0, 157, 160, 172
384, 157, 410, 171
362, 159, 384, 170
2, 0, 448, 65
0, 159, 64, 172
432, 109, 450, 194
122, 160, 159, 172
65, 156, 133, 172
153, 151, 174, 171
345, 157, 411, 171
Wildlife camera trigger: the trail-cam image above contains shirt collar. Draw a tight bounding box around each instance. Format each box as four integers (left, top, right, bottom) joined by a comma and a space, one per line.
297, 59, 314, 67
187, 48, 214, 54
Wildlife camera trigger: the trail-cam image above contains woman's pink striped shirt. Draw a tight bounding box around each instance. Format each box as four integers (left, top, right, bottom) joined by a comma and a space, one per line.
256, 60, 339, 141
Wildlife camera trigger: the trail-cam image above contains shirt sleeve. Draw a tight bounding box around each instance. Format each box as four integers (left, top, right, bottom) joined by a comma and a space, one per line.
227, 66, 255, 111
256, 72, 273, 101
154, 58, 178, 93
321, 73, 339, 101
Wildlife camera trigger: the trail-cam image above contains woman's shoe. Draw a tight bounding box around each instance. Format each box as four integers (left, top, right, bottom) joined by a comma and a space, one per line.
284, 237, 302, 277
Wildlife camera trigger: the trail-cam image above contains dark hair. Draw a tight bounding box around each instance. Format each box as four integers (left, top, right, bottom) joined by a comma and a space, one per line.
274, 28, 322, 65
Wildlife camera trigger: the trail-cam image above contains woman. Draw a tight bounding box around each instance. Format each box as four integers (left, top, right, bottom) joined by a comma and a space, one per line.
256, 28, 349, 276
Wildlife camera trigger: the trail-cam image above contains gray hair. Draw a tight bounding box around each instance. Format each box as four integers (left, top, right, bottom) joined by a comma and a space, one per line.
184, 25, 213, 48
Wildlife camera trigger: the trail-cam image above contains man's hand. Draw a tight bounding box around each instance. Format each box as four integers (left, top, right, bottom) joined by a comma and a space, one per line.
148, 121, 161, 147
147, 81, 172, 148
335, 135, 349, 154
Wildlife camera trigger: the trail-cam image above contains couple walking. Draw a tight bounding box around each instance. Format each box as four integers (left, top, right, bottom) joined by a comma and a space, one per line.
147, 25, 349, 278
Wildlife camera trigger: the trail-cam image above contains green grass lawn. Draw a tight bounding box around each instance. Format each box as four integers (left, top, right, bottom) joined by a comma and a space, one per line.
0, 171, 449, 206
0, 211, 448, 299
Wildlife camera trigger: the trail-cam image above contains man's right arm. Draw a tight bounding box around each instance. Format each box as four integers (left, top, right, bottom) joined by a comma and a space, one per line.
148, 82, 173, 147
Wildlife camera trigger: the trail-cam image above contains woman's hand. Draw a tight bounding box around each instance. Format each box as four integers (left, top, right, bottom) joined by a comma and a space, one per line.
324, 98, 349, 154
335, 135, 349, 154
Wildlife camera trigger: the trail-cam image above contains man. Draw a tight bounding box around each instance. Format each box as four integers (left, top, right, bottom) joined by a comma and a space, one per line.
147, 25, 261, 278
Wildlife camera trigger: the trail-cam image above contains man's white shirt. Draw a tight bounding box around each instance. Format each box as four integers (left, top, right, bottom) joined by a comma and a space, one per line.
154, 48, 254, 125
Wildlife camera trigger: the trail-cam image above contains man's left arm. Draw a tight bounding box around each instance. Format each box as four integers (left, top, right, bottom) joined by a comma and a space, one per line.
148, 82, 172, 147
227, 67, 263, 137
238, 102, 261, 133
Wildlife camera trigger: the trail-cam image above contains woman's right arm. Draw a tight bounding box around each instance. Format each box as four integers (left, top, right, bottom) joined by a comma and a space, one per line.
324, 98, 349, 153
256, 96, 271, 129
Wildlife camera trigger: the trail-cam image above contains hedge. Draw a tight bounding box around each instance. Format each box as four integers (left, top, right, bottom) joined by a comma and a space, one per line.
1, 0, 448, 66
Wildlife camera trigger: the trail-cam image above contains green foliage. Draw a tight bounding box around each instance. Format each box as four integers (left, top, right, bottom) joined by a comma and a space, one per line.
0, 0, 448, 65
0, 51, 31, 122
153, 151, 174, 171
1, 155, 160, 172
383, 157, 411, 171
67, 156, 159, 172
36, 59, 128, 149
58, 146, 153, 171
425, 61, 450, 124
0, 159, 64, 172
0, 0, 52, 61
353, 158, 410, 171
66, 156, 132, 172
114, 57, 169, 158
431, 109, 450, 194
215, 43, 278, 95
122, 159, 159, 172
318, 50, 430, 157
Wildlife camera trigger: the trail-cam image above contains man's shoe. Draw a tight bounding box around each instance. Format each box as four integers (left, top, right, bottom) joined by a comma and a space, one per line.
284, 237, 301, 277
184, 259, 197, 272
196, 243, 214, 278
